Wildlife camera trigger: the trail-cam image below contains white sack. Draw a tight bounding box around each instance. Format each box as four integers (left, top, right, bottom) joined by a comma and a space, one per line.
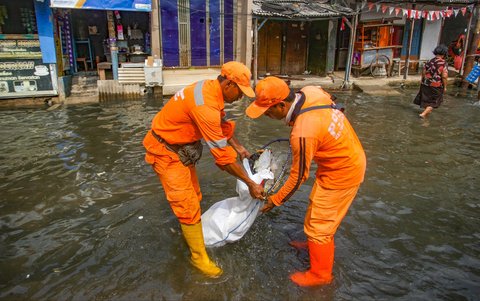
202, 150, 274, 247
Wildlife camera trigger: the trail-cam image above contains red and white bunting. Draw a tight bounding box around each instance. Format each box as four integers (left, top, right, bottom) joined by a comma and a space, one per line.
423, 10, 428, 20
363, 1, 473, 20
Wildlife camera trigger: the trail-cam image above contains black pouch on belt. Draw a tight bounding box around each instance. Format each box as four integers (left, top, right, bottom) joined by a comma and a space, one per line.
177, 141, 203, 166
151, 130, 203, 166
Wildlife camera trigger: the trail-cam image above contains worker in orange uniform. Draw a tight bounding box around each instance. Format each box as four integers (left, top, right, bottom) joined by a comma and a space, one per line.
143, 61, 264, 278
246, 76, 366, 286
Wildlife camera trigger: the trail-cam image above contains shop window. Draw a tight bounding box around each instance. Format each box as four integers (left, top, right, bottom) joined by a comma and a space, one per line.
0, 0, 37, 34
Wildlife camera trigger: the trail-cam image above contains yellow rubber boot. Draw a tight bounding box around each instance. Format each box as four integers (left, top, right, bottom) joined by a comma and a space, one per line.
180, 223, 223, 278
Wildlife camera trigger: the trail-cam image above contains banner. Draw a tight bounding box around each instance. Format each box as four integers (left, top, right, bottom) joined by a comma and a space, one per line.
0, 36, 55, 98
50, 0, 151, 11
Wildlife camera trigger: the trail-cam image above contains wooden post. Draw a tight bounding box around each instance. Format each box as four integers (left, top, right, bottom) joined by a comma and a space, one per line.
253, 17, 258, 86
151, 0, 161, 59
343, 13, 358, 87
404, 4, 415, 80
460, 8, 473, 76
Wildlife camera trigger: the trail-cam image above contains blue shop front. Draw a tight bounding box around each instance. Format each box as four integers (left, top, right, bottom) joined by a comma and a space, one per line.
0, 0, 57, 99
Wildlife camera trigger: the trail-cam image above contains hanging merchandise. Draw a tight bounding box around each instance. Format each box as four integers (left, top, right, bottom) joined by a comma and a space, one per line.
20, 7, 37, 34
117, 24, 124, 40
56, 11, 74, 69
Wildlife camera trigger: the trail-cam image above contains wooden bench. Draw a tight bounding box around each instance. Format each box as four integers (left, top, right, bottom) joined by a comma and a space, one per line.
390, 59, 427, 76
97, 62, 112, 80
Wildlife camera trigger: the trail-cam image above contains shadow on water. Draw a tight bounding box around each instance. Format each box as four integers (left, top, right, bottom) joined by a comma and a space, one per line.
0, 88, 479, 300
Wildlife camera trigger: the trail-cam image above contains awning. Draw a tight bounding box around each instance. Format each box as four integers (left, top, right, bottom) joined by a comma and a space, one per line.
253, 0, 354, 20
50, 0, 152, 12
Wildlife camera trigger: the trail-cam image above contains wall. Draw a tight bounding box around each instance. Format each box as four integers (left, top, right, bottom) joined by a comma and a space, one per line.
235, 0, 252, 65
420, 19, 442, 60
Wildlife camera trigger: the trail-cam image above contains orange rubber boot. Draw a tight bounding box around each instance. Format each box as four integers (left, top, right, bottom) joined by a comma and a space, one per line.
289, 241, 308, 250
290, 239, 334, 286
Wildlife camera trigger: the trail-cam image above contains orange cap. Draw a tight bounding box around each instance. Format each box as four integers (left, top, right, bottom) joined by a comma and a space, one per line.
246, 76, 290, 119
221, 61, 255, 98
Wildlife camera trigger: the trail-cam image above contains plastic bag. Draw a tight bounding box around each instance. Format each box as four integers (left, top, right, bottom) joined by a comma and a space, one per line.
202, 150, 274, 247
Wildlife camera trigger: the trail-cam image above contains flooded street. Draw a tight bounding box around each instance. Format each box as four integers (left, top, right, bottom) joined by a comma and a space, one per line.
1, 88, 479, 300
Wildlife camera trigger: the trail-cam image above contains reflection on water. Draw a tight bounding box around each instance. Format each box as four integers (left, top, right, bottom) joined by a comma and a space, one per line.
1, 89, 479, 300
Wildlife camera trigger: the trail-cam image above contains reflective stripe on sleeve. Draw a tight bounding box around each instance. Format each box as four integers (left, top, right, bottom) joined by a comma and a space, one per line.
206, 138, 228, 149
194, 80, 205, 106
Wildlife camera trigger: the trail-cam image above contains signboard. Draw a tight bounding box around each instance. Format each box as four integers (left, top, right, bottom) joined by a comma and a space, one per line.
50, 0, 152, 11
0, 36, 56, 98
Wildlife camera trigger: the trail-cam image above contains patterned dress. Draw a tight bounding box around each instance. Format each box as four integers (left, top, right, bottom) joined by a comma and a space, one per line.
414, 57, 448, 108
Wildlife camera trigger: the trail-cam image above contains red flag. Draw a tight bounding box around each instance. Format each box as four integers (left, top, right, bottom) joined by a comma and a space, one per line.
340, 17, 346, 31
423, 10, 429, 19
395, 7, 401, 16
367, 2, 374, 11
408, 9, 412, 18
461, 7, 467, 16
381, 4, 388, 13
434, 11, 440, 19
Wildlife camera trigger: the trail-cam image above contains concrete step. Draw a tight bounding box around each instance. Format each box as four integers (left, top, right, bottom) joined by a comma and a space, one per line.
71, 86, 98, 94
353, 83, 402, 96
72, 76, 99, 86
70, 89, 98, 97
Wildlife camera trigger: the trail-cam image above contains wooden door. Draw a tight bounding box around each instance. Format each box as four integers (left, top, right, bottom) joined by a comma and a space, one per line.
308, 21, 328, 76
284, 22, 307, 74
258, 21, 282, 76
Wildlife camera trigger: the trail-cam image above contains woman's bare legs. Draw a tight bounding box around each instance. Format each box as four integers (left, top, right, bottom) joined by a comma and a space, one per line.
419, 106, 433, 118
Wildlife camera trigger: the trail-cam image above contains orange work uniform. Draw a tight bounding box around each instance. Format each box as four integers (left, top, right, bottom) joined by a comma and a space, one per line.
143, 79, 238, 224
270, 86, 366, 243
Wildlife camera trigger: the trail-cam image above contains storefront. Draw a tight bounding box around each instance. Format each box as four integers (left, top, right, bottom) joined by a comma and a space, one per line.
252, 0, 351, 78
0, 0, 57, 99
352, 21, 404, 76
50, 0, 152, 77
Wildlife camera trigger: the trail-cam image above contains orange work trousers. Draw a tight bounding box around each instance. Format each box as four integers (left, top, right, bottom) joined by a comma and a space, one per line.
304, 181, 360, 244
146, 145, 202, 225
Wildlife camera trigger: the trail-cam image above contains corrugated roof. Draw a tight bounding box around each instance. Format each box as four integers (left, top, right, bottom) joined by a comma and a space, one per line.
252, 0, 354, 20
378, 0, 478, 5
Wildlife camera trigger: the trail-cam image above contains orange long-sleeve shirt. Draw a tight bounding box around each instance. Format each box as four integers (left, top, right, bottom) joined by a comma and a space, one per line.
270, 86, 366, 206
143, 79, 237, 166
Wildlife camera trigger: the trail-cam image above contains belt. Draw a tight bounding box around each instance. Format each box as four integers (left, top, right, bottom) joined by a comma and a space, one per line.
150, 130, 180, 153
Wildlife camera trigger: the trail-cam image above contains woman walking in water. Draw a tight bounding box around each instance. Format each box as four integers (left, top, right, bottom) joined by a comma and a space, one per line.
414, 45, 449, 118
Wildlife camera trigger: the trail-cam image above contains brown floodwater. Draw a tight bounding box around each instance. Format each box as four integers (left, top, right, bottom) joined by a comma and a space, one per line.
1, 87, 479, 300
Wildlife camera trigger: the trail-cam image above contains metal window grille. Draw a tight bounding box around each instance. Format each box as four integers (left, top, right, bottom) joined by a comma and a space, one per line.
178, 0, 191, 67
